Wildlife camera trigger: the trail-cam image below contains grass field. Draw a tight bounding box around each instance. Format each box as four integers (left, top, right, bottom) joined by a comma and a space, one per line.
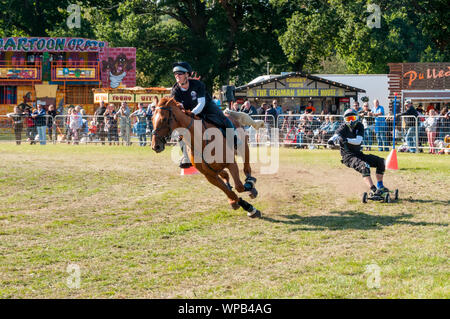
0, 144, 448, 298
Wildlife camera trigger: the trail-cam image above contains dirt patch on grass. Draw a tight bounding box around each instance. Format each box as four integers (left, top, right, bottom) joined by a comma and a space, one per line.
0, 145, 448, 298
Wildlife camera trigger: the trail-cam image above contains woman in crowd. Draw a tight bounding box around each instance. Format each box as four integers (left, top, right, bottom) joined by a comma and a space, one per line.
47, 104, 57, 143
7, 106, 24, 145
104, 104, 119, 145
424, 108, 439, 154
69, 105, 83, 145
130, 103, 148, 146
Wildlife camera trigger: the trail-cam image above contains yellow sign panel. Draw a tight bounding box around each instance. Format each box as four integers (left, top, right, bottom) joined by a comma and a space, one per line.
248, 88, 345, 97
55, 67, 96, 79
94, 93, 108, 103
135, 93, 170, 103
109, 93, 134, 103
0, 67, 38, 80
286, 77, 307, 88
286, 77, 307, 82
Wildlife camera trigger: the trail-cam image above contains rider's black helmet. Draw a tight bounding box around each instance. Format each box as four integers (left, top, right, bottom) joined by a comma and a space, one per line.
343, 108, 359, 129
172, 61, 192, 76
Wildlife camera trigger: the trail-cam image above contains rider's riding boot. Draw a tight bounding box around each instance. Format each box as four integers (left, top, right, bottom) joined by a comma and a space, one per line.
180, 162, 192, 169
179, 139, 192, 169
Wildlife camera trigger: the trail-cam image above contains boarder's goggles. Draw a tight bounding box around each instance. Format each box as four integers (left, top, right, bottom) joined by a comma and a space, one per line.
345, 115, 357, 122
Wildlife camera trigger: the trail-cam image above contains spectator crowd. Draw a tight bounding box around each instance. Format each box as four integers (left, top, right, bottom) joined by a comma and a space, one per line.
3, 97, 450, 154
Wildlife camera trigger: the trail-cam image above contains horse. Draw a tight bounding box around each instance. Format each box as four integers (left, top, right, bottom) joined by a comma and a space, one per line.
151, 97, 262, 218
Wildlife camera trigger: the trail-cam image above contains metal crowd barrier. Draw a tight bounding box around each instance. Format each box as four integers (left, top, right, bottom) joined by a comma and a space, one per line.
0, 114, 54, 145
53, 115, 134, 145
246, 114, 275, 146
1, 112, 449, 154
277, 114, 342, 148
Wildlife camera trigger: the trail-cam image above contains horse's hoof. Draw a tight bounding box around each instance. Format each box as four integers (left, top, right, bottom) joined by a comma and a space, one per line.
245, 176, 257, 186
230, 202, 240, 210
249, 187, 258, 199
247, 209, 261, 218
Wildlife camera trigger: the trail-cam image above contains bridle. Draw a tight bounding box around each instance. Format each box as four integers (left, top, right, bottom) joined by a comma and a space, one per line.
151, 106, 175, 145
151, 103, 194, 145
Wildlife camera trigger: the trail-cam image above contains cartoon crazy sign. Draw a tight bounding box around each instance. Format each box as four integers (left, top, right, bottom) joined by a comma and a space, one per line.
101, 52, 135, 88
0, 37, 107, 52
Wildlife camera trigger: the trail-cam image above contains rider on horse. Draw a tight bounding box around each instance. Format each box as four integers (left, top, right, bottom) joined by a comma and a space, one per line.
171, 61, 239, 168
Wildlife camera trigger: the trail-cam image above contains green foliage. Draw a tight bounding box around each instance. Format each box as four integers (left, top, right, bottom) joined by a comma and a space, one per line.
0, 0, 447, 87
280, 0, 449, 73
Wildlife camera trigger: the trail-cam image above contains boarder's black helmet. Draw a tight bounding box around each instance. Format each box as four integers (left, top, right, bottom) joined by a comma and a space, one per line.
343, 108, 359, 129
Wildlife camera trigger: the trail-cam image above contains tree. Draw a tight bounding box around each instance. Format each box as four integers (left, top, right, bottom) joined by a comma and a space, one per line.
279, 0, 450, 74
90, 0, 294, 90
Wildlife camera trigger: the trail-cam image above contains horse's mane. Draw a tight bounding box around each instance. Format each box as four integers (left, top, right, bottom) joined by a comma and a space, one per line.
158, 96, 182, 110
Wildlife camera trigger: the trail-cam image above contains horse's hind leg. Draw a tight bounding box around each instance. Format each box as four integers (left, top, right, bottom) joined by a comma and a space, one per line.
242, 134, 257, 188
227, 163, 246, 193
242, 134, 252, 178
218, 170, 232, 190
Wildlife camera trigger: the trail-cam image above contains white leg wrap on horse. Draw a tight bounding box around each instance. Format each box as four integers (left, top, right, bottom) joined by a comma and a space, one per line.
247, 207, 257, 217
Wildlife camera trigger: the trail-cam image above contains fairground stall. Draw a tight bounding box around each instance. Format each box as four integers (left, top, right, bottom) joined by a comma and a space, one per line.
233, 71, 365, 114
0, 37, 136, 115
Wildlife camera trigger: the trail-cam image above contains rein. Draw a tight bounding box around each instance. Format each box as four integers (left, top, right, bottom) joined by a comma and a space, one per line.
152, 105, 194, 144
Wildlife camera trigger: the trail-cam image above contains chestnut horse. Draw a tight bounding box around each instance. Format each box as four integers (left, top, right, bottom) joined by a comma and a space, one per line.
151, 97, 261, 218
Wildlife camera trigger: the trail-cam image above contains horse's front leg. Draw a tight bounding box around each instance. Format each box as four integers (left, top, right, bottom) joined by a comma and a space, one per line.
228, 162, 258, 199
203, 172, 240, 210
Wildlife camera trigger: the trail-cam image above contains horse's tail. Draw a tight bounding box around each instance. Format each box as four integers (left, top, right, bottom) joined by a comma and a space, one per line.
224, 109, 265, 129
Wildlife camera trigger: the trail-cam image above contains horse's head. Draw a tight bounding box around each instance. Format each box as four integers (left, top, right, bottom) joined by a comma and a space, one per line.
151, 97, 179, 153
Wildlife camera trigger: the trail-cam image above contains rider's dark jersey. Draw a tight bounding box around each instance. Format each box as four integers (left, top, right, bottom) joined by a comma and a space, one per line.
335, 121, 365, 157
171, 79, 215, 113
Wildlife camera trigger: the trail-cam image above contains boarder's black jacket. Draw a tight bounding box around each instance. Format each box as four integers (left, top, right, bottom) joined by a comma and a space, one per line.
334, 122, 365, 158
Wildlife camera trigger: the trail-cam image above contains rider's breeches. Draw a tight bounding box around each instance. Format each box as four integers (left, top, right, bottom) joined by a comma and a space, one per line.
342, 153, 385, 177
200, 106, 235, 132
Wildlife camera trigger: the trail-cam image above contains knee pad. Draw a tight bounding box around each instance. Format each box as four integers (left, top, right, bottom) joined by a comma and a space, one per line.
361, 163, 371, 177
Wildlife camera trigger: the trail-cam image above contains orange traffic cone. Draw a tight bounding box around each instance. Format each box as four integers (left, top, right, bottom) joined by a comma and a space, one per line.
180, 166, 199, 175
386, 149, 398, 170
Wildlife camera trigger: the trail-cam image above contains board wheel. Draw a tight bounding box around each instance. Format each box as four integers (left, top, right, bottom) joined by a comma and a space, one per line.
362, 192, 368, 203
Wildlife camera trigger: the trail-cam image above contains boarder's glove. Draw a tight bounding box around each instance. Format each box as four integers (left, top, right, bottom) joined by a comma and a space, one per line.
328, 134, 343, 146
